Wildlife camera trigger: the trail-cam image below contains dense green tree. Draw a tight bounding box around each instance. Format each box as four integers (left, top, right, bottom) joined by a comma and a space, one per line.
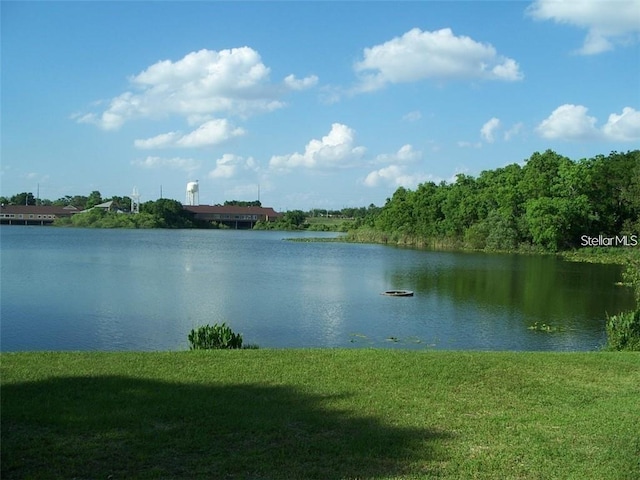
86, 191, 103, 209
282, 210, 306, 228
141, 199, 193, 228
521, 150, 571, 200
224, 200, 262, 207
375, 187, 416, 234
9, 192, 36, 206
362, 149, 638, 252
525, 196, 590, 251
586, 151, 640, 235
106, 196, 132, 211
53, 195, 90, 209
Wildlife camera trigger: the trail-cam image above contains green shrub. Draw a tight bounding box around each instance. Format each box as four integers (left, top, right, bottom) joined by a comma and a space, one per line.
605, 309, 640, 351
188, 323, 243, 350
622, 257, 640, 307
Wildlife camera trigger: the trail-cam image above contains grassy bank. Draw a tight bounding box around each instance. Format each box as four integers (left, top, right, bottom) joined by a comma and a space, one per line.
2, 350, 639, 479
345, 228, 640, 265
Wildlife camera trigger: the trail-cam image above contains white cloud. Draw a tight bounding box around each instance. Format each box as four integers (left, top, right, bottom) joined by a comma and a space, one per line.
527, 0, 640, 54
402, 110, 422, 122
134, 119, 245, 149
269, 123, 366, 170
134, 132, 181, 149
365, 145, 430, 188
208, 154, 258, 179
363, 165, 436, 189
364, 165, 403, 187
480, 117, 501, 143
602, 107, 640, 140
177, 119, 245, 148
375, 144, 422, 164
504, 122, 524, 141
536, 104, 600, 140
132, 156, 200, 172
78, 47, 313, 130
536, 104, 640, 141
284, 74, 319, 90
353, 27, 523, 92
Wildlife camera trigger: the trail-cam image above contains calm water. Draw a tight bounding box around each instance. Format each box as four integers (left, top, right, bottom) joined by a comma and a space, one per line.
1, 226, 634, 352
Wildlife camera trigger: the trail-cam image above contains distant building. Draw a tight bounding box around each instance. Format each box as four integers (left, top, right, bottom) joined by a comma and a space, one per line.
0, 205, 79, 225
183, 205, 282, 229
81, 201, 121, 213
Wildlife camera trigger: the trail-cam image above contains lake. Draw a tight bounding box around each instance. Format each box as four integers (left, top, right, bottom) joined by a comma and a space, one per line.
0, 226, 634, 352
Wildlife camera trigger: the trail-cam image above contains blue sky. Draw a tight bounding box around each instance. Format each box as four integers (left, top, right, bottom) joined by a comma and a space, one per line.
2, 1, 639, 211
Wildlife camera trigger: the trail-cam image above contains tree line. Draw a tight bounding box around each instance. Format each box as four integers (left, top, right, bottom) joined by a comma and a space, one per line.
3, 149, 638, 252
362, 149, 639, 252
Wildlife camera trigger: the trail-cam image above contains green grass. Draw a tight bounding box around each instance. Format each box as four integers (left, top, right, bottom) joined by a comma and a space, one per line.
2, 350, 639, 479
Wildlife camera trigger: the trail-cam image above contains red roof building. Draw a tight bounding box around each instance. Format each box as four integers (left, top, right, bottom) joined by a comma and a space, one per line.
183, 205, 282, 229
0, 205, 79, 225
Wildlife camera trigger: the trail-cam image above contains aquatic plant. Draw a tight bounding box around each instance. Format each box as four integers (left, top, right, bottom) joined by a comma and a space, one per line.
606, 310, 640, 352
528, 322, 564, 333
188, 323, 243, 350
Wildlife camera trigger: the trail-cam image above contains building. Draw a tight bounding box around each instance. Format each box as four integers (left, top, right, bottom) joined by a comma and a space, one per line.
0, 205, 80, 225
183, 205, 282, 229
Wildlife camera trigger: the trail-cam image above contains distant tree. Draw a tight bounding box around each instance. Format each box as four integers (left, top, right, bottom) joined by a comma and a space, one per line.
62, 195, 89, 210
106, 196, 132, 211
86, 191, 103, 209
283, 210, 306, 227
10, 192, 36, 206
224, 200, 262, 207
141, 199, 193, 228
521, 150, 571, 200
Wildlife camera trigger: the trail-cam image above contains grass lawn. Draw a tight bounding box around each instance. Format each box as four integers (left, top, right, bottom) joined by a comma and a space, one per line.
2, 350, 639, 479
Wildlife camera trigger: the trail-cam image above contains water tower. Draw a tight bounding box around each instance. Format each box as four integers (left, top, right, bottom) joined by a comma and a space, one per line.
186, 181, 199, 206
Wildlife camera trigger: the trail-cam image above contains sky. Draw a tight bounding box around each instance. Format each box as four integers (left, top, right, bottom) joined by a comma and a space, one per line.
2, 0, 640, 211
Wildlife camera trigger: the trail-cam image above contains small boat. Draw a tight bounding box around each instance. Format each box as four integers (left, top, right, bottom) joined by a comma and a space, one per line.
381, 290, 414, 297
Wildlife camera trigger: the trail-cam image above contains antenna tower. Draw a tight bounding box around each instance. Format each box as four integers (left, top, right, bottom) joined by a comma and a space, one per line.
131, 187, 141, 214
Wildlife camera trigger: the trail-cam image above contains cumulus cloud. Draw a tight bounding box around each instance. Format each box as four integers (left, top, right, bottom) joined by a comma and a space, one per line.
364, 145, 429, 188
527, 0, 640, 54
536, 104, 600, 140
269, 123, 366, 170
78, 47, 317, 130
602, 107, 640, 140
480, 117, 501, 143
177, 119, 245, 148
134, 119, 245, 149
536, 104, 640, 141
208, 154, 258, 179
353, 27, 523, 92
363, 165, 436, 189
132, 156, 200, 172
374, 144, 422, 164
284, 74, 319, 90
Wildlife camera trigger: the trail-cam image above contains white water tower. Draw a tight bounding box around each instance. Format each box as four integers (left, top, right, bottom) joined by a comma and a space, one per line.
186, 181, 199, 206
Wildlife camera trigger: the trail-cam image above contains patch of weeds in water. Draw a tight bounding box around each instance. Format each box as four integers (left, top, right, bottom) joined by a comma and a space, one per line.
385, 335, 429, 345
528, 322, 565, 333
349, 333, 374, 345
350, 333, 432, 347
